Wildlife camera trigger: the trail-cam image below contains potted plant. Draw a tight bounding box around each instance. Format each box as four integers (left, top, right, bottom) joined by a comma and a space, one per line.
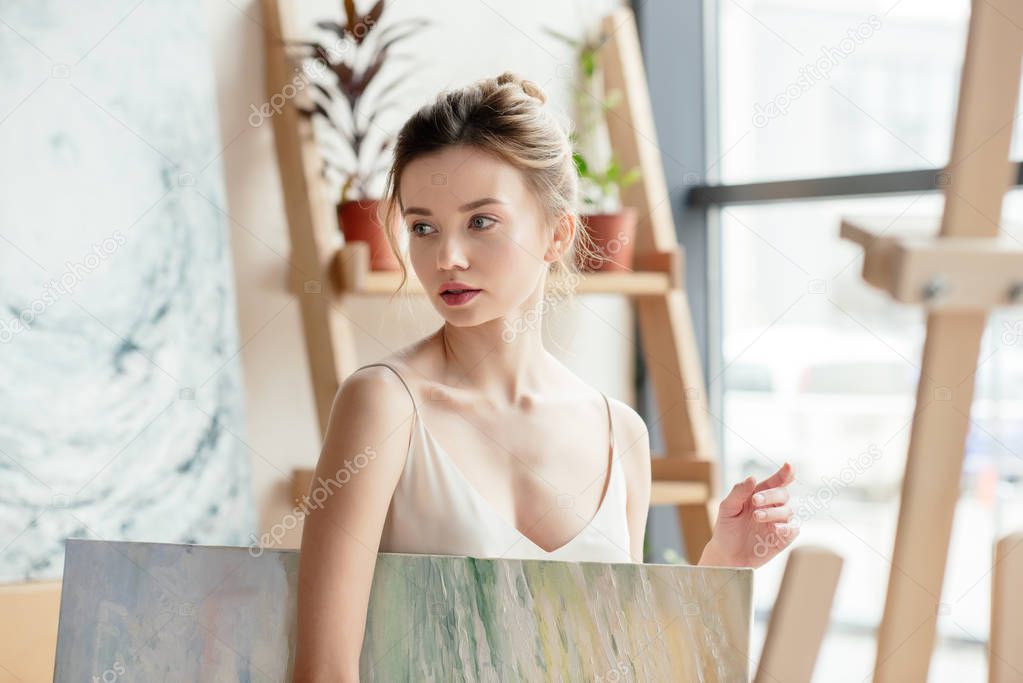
544, 25, 642, 272
571, 148, 641, 272
292, 0, 430, 270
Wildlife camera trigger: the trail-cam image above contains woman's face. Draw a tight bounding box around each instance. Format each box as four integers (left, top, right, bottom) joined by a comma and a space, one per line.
399, 144, 560, 326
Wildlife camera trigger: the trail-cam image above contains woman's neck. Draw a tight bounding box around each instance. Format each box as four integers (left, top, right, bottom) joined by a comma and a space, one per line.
434, 320, 551, 406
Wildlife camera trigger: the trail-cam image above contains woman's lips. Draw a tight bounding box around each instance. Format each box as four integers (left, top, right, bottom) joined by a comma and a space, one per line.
439, 289, 481, 306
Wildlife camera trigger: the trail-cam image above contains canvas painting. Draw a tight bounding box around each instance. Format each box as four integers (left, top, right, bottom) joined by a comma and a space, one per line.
0, 0, 253, 583
54, 539, 753, 681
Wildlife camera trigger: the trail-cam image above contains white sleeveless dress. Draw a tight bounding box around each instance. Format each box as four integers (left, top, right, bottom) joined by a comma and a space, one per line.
362, 362, 634, 564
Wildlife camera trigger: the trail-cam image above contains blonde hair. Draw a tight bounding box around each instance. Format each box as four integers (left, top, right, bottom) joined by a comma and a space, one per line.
376, 71, 602, 297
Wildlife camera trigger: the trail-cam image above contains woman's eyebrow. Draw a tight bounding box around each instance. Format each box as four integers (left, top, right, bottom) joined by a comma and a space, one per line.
402, 197, 507, 217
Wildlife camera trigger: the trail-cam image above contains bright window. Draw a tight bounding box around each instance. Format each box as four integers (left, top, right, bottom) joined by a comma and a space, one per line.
713, 1, 1023, 677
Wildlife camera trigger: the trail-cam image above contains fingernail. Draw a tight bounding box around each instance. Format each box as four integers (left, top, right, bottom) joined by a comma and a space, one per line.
755, 510, 766, 520
753, 493, 765, 505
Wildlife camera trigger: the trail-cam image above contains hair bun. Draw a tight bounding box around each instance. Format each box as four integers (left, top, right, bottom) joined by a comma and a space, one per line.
495, 71, 547, 104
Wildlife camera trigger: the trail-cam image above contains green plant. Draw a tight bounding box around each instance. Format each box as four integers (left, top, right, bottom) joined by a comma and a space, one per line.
543, 25, 641, 214
571, 145, 641, 212
290, 0, 430, 204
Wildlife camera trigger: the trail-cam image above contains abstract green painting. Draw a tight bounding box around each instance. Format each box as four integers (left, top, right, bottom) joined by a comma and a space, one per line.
54, 539, 753, 681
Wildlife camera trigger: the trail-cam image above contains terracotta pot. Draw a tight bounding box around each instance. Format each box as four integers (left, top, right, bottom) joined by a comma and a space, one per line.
337, 199, 400, 271
575, 208, 638, 272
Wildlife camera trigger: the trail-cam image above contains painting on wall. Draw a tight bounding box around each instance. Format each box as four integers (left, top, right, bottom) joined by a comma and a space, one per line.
0, 0, 254, 581
54, 539, 754, 681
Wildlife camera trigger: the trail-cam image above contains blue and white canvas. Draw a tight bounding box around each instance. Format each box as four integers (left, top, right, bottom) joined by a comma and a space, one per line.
55, 540, 755, 681
0, 0, 254, 581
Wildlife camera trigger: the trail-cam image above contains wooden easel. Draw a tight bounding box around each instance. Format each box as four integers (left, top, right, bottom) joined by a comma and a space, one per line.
836, 0, 1023, 679
261, 1, 720, 563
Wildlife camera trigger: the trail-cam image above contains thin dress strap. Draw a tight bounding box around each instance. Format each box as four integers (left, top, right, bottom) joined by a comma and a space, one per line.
356, 362, 419, 416
601, 392, 615, 462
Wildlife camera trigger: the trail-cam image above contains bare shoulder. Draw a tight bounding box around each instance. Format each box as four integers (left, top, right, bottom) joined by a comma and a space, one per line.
342, 361, 412, 394
606, 396, 648, 445
316, 363, 417, 477
333, 363, 417, 428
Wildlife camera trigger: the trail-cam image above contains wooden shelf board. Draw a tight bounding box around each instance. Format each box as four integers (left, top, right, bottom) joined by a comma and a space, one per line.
331, 242, 681, 296
650, 481, 711, 506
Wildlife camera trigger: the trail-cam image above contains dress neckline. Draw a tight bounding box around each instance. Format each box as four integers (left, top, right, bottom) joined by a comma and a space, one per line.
415, 397, 618, 556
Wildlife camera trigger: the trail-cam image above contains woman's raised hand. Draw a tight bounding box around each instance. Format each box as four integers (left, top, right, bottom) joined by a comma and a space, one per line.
697, 462, 799, 569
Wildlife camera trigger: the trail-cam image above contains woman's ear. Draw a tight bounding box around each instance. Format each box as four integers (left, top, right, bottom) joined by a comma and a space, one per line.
544, 213, 576, 263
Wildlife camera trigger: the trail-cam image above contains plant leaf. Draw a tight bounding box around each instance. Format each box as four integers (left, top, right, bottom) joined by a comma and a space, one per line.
357, 64, 418, 116
581, 50, 596, 79
605, 158, 621, 181
343, 0, 358, 34
572, 152, 588, 176
354, 0, 386, 46
620, 166, 642, 188
372, 17, 430, 47
314, 20, 351, 41
540, 25, 579, 48
602, 88, 623, 112
374, 24, 423, 57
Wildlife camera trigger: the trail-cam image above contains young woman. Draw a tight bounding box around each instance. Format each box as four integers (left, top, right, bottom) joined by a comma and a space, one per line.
292, 71, 798, 682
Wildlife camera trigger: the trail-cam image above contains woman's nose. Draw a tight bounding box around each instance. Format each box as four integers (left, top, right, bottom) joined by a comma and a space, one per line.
436, 234, 469, 271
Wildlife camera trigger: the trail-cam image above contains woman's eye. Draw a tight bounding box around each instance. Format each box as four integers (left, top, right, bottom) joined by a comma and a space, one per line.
470, 215, 496, 230
410, 216, 494, 236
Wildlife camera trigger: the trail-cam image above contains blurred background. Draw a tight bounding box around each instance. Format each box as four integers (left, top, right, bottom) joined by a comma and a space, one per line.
1, 0, 1021, 680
